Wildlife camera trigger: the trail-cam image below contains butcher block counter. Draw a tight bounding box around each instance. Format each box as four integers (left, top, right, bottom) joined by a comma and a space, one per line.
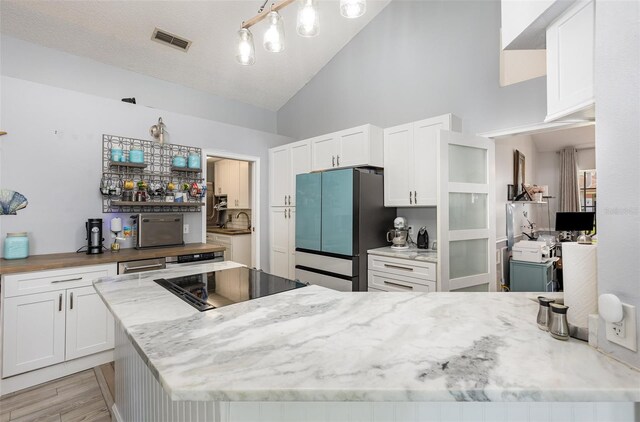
0, 243, 226, 275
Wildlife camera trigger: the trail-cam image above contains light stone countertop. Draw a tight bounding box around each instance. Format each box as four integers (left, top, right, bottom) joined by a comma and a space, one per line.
93, 263, 640, 402
368, 246, 438, 263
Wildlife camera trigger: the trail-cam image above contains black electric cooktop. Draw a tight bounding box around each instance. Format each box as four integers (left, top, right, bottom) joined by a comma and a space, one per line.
154, 267, 307, 311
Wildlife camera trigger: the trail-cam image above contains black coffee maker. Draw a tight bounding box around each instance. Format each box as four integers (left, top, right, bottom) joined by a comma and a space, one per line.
417, 226, 429, 249
85, 218, 105, 254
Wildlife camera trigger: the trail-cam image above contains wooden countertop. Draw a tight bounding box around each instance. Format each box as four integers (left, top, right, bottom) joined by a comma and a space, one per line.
0, 243, 226, 275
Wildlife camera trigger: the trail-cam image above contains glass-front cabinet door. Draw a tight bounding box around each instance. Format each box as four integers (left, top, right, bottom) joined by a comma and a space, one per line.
437, 131, 495, 292
321, 169, 354, 256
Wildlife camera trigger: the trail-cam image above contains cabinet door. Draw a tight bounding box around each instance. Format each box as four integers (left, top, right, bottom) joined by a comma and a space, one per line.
413, 115, 453, 206
270, 146, 291, 206
288, 208, 296, 279
65, 286, 114, 360
311, 134, 339, 171
383, 123, 414, 206
214, 160, 228, 196
289, 141, 310, 206
270, 207, 290, 278
237, 161, 250, 209
3, 291, 66, 377
546, 0, 594, 121
226, 160, 240, 209
337, 126, 369, 168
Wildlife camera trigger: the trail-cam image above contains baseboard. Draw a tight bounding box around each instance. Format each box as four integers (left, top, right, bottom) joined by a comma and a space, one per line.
0, 349, 114, 396
111, 403, 123, 422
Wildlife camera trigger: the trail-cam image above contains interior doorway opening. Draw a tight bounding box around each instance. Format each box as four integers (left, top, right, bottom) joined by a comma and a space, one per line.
202, 152, 260, 269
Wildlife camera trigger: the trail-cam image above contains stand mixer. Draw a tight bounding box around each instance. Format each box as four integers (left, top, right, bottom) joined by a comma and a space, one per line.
387, 217, 409, 249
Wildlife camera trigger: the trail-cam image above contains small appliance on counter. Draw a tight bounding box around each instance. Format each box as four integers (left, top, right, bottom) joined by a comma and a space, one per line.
386, 217, 409, 250
416, 226, 429, 249
131, 213, 184, 249
85, 218, 105, 255
512, 240, 550, 263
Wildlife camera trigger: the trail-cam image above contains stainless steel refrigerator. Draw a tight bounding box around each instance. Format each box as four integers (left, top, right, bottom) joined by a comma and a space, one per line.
295, 168, 395, 291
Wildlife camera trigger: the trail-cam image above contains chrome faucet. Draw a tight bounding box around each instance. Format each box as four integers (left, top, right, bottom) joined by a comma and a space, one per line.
235, 211, 251, 230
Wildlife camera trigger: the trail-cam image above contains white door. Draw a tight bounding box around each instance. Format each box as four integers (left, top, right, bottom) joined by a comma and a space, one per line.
413, 116, 452, 206
237, 161, 250, 209
65, 286, 115, 360
270, 207, 290, 278
288, 208, 296, 279
289, 141, 310, 206
383, 123, 414, 206
311, 135, 339, 171
437, 131, 496, 292
337, 126, 368, 168
270, 146, 291, 206
3, 291, 66, 377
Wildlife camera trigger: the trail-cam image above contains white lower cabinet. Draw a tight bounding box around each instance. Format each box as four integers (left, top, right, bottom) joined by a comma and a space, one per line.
65, 286, 115, 361
3, 291, 67, 377
2, 263, 116, 378
207, 233, 251, 266
367, 254, 436, 292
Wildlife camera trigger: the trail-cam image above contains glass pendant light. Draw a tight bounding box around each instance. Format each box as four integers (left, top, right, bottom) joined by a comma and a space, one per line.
236, 28, 255, 65
297, 0, 319, 37
340, 0, 366, 18
263, 11, 285, 52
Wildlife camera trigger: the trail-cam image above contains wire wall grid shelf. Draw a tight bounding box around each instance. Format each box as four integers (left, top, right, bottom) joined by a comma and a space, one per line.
101, 134, 205, 213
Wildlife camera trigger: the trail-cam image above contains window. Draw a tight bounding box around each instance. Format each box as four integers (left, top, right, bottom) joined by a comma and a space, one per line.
578, 169, 597, 232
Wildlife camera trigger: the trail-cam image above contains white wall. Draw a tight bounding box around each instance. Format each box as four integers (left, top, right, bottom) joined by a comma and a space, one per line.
594, 0, 640, 369
0, 76, 292, 270
1, 36, 277, 134
276, 0, 548, 140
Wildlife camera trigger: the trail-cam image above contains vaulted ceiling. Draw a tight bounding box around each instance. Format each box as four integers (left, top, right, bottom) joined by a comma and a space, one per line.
1, 0, 390, 111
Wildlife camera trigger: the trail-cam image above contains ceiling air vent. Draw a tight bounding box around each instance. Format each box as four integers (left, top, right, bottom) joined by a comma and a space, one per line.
151, 28, 192, 52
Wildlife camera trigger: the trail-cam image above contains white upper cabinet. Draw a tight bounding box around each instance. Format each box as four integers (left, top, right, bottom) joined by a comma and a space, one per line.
310, 134, 339, 171
310, 124, 383, 172
384, 114, 461, 207
545, 0, 595, 122
269, 140, 310, 207
215, 159, 250, 209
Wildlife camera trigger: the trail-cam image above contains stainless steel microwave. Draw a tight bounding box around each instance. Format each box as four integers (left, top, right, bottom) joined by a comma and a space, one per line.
134, 213, 184, 249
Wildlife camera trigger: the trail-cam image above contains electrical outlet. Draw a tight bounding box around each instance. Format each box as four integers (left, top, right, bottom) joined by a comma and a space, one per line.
183, 224, 190, 234
496, 249, 501, 265
408, 226, 413, 235
606, 303, 637, 351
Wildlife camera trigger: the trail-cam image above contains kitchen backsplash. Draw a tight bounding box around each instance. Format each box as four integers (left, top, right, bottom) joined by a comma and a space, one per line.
396, 208, 437, 249
225, 209, 252, 229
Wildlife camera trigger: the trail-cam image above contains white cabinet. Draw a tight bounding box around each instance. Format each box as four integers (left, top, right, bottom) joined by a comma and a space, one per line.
65, 286, 115, 361
367, 254, 437, 292
206, 233, 251, 267
215, 159, 250, 209
310, 124, 383, 172
269, 140, 311, 207
545, 0, 595, 122
3, 291, 66, 377
383, 114, 461, 207
269, 207, 295, 279
2, 264, 117, 378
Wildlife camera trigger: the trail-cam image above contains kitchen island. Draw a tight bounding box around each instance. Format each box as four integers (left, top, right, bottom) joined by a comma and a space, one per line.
94, 262, 640, 421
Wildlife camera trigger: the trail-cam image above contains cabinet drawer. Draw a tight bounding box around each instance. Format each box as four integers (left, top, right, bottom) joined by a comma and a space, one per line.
3, 264, 117, 298
209, 234, 232, 245
367, 255, 436, 282
368, 270, 435, 293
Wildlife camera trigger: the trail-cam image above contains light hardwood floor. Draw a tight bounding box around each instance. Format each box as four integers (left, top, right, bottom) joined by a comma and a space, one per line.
0, 365, 114, 422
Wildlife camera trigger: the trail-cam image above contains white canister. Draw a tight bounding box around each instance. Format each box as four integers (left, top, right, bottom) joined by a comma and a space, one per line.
110, 217, 122, 233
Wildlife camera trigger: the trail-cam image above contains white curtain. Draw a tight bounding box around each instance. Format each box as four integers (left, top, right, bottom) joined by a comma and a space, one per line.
559, 147, 580, 212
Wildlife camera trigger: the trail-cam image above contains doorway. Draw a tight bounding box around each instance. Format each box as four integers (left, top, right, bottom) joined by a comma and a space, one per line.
201, 151, 260, 269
